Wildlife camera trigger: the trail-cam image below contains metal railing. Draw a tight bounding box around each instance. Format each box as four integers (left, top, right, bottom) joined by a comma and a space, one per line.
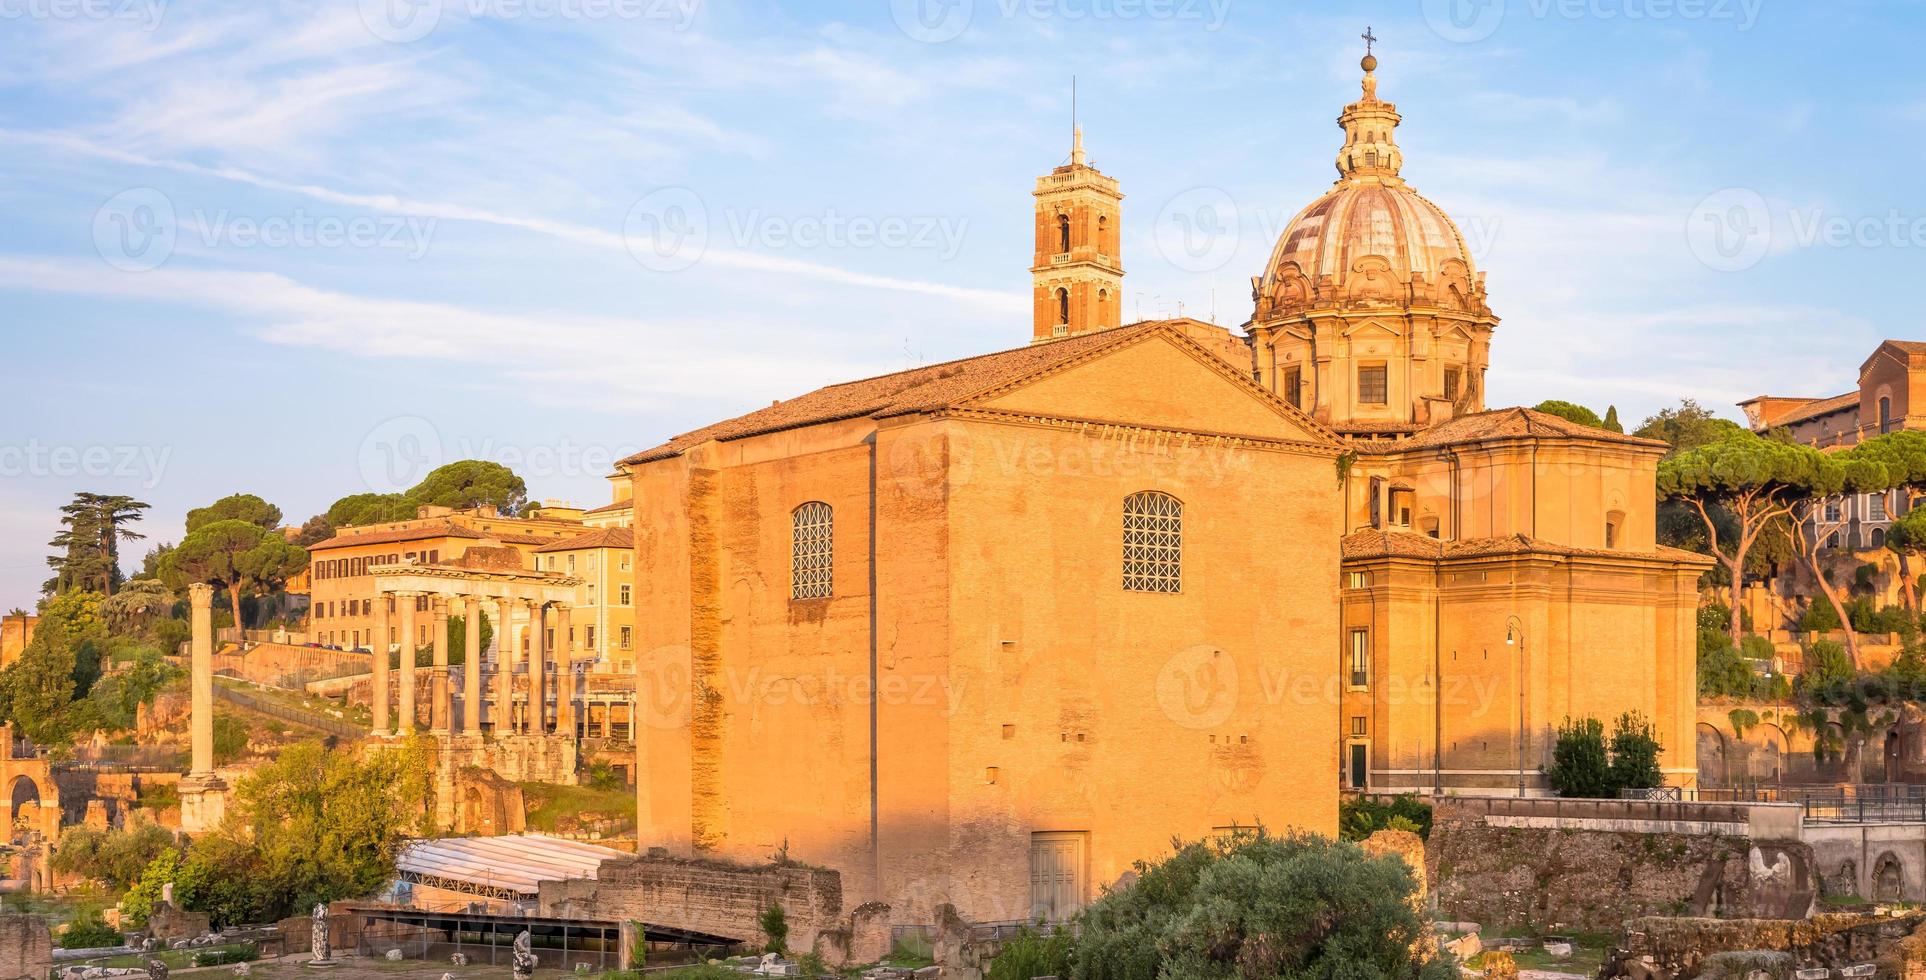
1627, 784, 1926, 823
215, 686, 362, 739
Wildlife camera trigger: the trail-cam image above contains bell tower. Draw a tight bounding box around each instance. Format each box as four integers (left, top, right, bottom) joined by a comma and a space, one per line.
1031, 124, 1123, 342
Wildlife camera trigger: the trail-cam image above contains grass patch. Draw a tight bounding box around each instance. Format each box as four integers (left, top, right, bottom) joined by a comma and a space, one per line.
91, 944, 256, 969
521, 781, 637, 836
646, 968, 745, 980
1471, 938, 1607, 977
883, 936, 935, 969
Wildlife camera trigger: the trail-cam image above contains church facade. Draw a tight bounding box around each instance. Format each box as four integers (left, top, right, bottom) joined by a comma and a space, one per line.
622, 49, 1707, 926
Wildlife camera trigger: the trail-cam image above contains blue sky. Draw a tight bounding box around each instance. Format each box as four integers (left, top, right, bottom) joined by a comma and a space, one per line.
1, 0, 1922, 605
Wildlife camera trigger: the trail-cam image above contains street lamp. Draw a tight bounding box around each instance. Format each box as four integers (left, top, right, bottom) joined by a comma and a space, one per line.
1506, 616, 1526, 798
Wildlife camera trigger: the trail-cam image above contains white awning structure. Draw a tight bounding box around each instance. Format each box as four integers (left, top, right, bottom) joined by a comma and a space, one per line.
396, 834, 628, 900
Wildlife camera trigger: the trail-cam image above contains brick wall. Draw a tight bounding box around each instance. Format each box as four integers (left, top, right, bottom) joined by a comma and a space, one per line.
538, 855, 843, 951
1429, 796, 1816, 932
0, 914, 52, 980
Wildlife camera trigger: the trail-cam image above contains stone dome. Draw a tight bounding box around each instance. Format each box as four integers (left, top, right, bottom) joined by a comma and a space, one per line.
1250, 55, 1489, 322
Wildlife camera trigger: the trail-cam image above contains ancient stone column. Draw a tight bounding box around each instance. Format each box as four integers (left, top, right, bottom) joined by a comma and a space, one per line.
188, 583, 215, 776
555, 604, 575, 739
528, 600, 547, 735
462, 597, 482, 735
372, 591, 391, 735
495, 596, 516, 736
398, 592, 418, 735
431, 596, 450, 733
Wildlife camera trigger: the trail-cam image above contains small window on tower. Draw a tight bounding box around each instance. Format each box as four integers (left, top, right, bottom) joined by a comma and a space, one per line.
1284, 367, 1302, 409
1444, 367, 1461, 401
1057, 213, 1071, 253
1056, 288, 1070, 327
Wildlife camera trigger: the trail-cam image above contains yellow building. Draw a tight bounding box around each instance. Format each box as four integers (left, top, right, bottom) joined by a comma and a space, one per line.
0, 612, 35, 671
533, 527, 637, 675
618, 47, 1706, 928
307, 504, 590, 652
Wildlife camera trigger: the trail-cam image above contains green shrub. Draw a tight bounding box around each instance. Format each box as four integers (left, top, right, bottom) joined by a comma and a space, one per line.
1697, 641, 1755, 699
1339, 793, 1433, 841
987, 924, 1074, 980
1546, 717, 1612, 798
59, 906, 124, 949
1066, 830, 1451, 980
759, 903, 788, 955
1609, 712, 1664, 792
1801, 640, 1856, 701
1802, 600, 1842, 634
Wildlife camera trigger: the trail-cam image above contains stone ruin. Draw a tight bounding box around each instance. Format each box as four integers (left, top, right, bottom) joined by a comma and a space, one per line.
1598, 912, 1926, 980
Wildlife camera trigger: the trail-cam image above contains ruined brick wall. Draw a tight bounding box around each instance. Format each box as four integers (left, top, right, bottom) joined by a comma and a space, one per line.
1429, 798, 1816, 932
1602, 912, 1926, 980
538, 855, 843, 951
0, 913, 52, 980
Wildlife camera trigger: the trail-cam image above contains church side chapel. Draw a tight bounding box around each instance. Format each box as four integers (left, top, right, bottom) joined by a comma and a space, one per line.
621, 40, 1707, 927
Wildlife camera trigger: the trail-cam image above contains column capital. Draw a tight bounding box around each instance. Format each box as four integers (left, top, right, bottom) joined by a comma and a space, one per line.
188, 582, 214, 608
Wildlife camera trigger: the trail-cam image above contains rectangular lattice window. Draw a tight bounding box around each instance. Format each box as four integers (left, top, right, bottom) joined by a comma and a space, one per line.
792, 501, 834, 600
1122, 491, 1182, 593
1358, 364, 1388, 405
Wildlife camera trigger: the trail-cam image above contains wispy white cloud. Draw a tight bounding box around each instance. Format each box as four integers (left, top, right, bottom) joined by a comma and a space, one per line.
0, 256, 889, 413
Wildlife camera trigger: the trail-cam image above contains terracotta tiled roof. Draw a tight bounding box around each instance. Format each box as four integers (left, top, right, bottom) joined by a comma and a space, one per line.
1769, 392, 1859, 428
1340, 529, 1714, 565
534, 527, 635, 553
585, 500, 632, 515
489, 530, 580, 546
1350, 407, 1667, 453
620, 322, 1335, 466
309, 522, 487, 552
1885, 341, 1926, 355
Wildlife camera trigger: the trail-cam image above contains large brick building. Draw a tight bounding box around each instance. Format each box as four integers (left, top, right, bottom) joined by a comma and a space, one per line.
619, 49, 1705, 927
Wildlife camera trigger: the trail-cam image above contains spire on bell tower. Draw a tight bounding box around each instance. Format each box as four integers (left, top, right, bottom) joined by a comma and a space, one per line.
1336, 30, 1404, 183
1031, 84, 1123, 343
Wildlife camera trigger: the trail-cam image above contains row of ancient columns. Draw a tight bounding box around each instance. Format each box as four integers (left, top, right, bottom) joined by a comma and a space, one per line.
368, 591, 579, 739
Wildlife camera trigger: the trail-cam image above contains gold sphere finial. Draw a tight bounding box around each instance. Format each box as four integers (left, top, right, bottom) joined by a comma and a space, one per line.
1361, 53, 1378, 72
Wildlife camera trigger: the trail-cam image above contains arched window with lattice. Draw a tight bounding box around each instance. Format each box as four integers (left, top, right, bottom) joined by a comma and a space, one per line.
792, 501, 834, 600
1122, 491, 1183, 593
